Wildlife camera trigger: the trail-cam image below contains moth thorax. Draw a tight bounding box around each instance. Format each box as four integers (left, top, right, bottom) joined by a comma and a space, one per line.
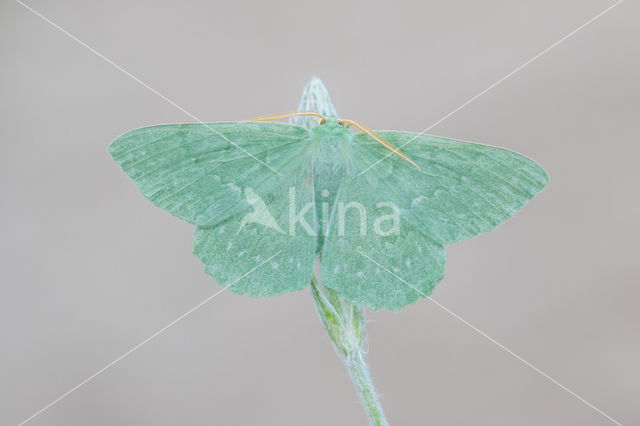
311, 123, 352, 150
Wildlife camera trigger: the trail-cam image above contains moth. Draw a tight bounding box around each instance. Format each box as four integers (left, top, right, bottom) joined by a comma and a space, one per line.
110, 110, 548, 310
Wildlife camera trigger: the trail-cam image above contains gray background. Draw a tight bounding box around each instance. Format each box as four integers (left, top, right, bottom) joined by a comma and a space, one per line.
1, 0, 638, 425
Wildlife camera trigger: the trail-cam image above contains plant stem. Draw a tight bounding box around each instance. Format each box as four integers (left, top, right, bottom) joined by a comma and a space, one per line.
345, 349, 388, 426
294, 76, 389, 425
310, 272, 388, 426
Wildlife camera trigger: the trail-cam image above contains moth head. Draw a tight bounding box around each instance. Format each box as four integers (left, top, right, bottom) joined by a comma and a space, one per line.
245, 111, 418, 168
319, 116, 343, 128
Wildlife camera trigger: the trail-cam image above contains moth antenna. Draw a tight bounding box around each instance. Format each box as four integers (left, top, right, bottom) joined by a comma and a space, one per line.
244, 110, 325, 123
341, 119, 420, 169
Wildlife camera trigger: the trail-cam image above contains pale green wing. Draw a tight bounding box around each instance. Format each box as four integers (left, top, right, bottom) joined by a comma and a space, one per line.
110, 122, 317, 296
321, 131, 548, 310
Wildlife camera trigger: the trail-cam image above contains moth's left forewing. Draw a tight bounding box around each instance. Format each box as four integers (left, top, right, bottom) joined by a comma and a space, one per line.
190, 123, 318, 297
111, 122, 318, 297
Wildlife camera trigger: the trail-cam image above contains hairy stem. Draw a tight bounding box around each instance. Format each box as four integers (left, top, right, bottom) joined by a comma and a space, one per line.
294, 76, 389, 425
311, 272, 388, 426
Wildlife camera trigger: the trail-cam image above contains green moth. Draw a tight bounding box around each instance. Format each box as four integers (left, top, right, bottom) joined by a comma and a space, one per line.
110, 109, 548, 311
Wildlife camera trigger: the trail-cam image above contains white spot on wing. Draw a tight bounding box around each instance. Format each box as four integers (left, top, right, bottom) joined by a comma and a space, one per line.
412, 195, 427, 207
226, 182, 241, 194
